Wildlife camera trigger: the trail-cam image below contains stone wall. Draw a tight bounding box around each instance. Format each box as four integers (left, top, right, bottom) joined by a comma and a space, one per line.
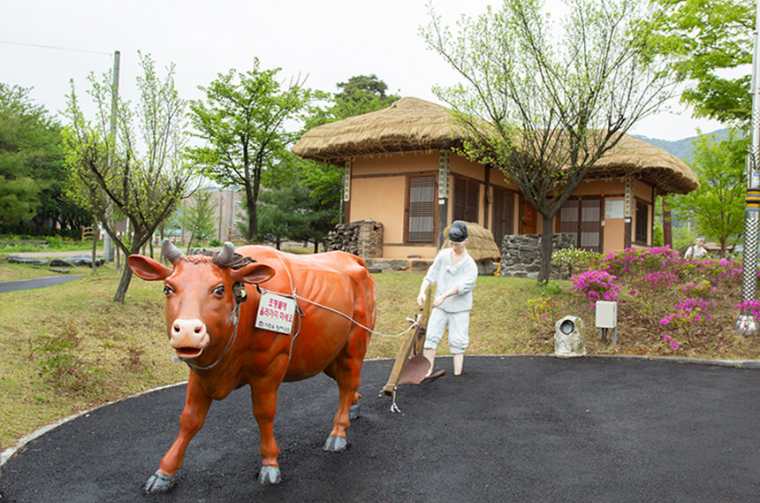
323, 220, 383, 259
499, 233, 575, 279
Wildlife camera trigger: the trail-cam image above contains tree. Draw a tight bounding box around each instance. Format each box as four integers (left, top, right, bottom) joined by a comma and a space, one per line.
63, 53, 193, 302
667, 130, 747, 257
180, 188, 217, 251
645, 0, 754, 126
422, 0, 676, 283
305, 74, 400, 130
255, 150, 341, 251
188, 60, 311, 243
257, 184, 311, 250
0, 83, 83, 232
298, 74, 400, 224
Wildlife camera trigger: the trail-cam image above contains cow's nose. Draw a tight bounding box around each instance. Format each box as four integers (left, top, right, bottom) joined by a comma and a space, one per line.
171, 319, 207, 339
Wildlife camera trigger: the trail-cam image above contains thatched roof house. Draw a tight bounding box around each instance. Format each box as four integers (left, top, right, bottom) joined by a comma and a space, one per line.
292, 97, 698, 260
293, 97, 698, 194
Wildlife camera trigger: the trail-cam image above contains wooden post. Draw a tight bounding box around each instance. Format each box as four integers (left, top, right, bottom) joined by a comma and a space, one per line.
663, 197, 672, 248
437, 151, 450, 249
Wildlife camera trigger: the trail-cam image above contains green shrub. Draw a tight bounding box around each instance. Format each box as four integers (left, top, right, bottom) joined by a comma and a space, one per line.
552, 247, 601, 278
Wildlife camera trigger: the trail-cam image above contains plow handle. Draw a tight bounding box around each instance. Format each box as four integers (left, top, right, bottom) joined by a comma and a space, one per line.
382, 286, 433, 395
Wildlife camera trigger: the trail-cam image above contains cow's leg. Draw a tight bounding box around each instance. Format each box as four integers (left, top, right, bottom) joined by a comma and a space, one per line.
323, 328, 369, 452
145, 373, 212, 493
250, 379, 283, 484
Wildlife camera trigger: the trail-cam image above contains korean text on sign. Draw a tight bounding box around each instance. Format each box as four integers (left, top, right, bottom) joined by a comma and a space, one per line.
255, 291, 297, 334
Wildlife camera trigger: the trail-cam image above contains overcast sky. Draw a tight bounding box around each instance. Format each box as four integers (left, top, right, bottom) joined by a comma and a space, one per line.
1, 0, 726, 141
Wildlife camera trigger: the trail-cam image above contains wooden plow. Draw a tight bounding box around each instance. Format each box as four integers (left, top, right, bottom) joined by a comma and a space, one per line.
381, 287, 444, 412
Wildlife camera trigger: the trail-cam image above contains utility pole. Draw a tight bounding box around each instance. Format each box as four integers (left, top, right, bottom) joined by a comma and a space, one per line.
735, 2, 760, 336
103, 50, 120, 262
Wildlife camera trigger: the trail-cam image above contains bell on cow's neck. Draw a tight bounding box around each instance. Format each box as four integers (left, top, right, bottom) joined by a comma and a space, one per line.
233, 282, 247, 303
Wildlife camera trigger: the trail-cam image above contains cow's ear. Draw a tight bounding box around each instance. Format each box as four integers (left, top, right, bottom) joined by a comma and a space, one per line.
128, 255, 173, 281
232, 262, 276, 285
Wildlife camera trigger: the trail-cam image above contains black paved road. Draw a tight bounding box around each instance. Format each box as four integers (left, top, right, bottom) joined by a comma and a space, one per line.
0, 275, 85, 293
1, 356, 758, 503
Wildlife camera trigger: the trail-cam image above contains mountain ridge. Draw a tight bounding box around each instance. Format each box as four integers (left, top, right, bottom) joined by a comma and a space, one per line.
633, 128, 729, 161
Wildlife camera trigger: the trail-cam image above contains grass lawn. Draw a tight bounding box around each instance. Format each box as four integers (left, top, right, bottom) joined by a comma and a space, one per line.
1, 253, 758, 451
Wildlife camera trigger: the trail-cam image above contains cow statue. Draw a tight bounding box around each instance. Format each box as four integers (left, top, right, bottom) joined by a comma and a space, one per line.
128, 240, 376, 493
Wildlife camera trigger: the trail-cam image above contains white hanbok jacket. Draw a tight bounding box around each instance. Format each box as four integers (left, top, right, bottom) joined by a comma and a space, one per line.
423, 249, 478, 313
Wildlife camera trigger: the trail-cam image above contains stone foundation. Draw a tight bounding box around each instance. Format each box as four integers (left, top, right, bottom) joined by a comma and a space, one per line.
364, 258, 432, 273
499, 233, 575, 279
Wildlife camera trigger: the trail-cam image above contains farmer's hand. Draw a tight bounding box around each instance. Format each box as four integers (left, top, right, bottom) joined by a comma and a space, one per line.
417, 292, 426, 307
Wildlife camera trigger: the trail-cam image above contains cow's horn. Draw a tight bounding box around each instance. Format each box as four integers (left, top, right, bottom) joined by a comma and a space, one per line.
218, 241, 236, 264
162, 239, 185, 264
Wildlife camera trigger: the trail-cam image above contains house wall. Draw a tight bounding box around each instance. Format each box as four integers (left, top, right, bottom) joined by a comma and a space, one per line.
348, 152, 438, 258
346, 151, 657, 259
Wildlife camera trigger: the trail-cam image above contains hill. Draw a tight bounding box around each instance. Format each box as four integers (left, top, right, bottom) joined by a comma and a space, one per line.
634, 128, 728, 161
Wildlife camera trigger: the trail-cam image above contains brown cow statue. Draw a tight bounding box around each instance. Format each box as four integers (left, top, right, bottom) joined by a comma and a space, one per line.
128, 240, 376, 493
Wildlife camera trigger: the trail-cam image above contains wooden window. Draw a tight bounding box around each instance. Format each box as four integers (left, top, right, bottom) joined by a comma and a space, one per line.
558, 198, 602, 252
406, 175, 437, 244
453, 177, 480, 222
635, 200, 649, 245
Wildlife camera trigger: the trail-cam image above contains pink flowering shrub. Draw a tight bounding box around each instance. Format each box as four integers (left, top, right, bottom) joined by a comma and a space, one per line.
570, 270, 620, 306
662, 334, 680, 351
659, 298, 715, 345
562, 245, 754, 354
601, 246, 683, 279
734, 300, 760, 318
629, 271, 679, 307
693, 258, 744, 286
681, 280, 718, 299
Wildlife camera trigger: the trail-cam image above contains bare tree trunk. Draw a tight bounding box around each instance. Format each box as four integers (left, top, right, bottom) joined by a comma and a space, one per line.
186, 228, 196, 254
538, 218, 554, 285
91, 232, 98, 276
113, 266, 134, 303
113, 231, 145, 303
247, 207, 257, 243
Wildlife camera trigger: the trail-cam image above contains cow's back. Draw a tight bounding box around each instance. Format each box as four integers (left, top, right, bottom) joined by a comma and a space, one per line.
236, 246, 376, 378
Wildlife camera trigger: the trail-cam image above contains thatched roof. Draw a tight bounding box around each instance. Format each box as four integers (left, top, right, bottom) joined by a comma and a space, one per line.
291, 97, 463, 161
292, 96, 698, 195
440, 222, 501, 262
588, 134, 699, 194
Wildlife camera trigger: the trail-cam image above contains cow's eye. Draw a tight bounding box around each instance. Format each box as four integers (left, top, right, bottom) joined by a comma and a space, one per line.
212, 285, 225, 297
163, 285, 175, 296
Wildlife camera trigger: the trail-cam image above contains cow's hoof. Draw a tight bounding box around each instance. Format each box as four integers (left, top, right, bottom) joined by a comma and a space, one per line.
144, 471, 176, 493
349, 403, 360, 420
324, 434, 347, 452
258, 465, 282, 485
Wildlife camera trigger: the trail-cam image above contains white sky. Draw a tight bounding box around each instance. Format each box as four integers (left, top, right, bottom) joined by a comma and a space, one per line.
0, 0, 726, 141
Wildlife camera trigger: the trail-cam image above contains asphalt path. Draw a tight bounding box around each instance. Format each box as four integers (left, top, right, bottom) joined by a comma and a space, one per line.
1, 356, 758, 503
0, 274, 86, 293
